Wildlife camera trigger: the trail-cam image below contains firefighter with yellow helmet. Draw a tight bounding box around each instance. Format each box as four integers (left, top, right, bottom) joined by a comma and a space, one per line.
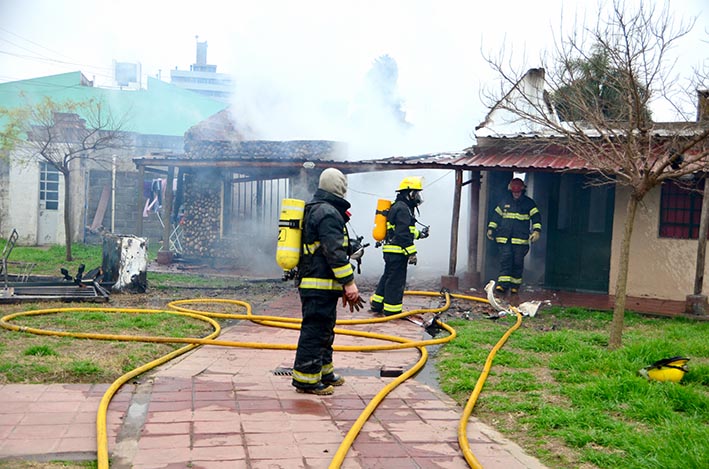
369, 176, 429, 316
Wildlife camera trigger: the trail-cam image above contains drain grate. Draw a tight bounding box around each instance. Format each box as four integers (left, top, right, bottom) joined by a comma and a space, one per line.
272, 367, 392, 377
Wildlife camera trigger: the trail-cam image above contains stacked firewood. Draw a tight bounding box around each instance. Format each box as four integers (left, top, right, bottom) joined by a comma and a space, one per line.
182, 185, 221, 257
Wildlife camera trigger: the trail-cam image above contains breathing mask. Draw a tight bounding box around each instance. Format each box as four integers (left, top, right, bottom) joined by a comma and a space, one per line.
409, 190, 423, 206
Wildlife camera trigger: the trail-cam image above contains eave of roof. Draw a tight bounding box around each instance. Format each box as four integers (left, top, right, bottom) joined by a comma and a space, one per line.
133, 150, 477, 174
133, 147, 599, 175
451, 150, 595, 172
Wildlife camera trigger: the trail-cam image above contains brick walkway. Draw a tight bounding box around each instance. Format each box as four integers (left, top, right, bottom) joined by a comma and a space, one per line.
0, 289, 547, 468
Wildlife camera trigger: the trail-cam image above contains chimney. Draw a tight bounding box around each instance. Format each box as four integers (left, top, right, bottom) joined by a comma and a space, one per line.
698, 90, 709, 122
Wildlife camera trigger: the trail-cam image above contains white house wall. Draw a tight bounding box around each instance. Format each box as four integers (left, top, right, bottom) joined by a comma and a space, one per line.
609, 185, 707, 301
7, 157, 42, 244
4, 154, 86, 246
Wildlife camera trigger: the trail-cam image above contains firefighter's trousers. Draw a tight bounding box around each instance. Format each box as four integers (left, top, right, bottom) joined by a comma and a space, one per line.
292, 293, 338, 388
497, 241, 529, 290
371, 253, 408, 316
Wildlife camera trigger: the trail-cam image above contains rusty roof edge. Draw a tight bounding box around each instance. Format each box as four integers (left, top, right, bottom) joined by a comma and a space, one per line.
131, 148, 603, 174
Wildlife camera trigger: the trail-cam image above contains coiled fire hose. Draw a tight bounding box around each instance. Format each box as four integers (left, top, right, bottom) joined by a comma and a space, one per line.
0, 290, 524, 469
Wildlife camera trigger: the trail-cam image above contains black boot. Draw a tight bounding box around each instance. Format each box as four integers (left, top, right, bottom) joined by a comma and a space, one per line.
293, 382, 334, 395
322, 373, 345, 386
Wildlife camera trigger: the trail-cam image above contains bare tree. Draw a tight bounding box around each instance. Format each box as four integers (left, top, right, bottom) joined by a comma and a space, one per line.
482, 0, 709, 348
0, 97, 129, 261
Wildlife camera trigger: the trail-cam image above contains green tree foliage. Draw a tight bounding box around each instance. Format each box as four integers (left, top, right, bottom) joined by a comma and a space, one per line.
554, 47, 652, 124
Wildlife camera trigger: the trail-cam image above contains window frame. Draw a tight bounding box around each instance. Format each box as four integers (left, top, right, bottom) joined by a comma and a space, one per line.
39, 162, 61, 211
659, 179, 704, 239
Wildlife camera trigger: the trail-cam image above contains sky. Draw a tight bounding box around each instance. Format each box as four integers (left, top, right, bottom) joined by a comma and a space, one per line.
1, 0, 707, 277
2, 0, 706, 155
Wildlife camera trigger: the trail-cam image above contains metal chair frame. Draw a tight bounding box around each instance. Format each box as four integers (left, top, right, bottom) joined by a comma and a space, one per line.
1, 229, 36, 286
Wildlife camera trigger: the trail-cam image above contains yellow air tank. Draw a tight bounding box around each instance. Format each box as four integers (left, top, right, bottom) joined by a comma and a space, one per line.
276, 198, 305, 271
372, 199, 392, 242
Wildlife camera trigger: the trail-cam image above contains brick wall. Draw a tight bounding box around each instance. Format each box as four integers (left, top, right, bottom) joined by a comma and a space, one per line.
85, 170, 164, 247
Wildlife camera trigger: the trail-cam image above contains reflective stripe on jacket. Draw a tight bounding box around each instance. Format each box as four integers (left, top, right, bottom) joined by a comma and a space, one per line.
384, 198, 419, 256
487, 193, 541, 245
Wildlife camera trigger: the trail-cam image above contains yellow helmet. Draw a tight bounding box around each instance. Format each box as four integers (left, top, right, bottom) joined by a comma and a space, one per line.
397, 176, 423, 191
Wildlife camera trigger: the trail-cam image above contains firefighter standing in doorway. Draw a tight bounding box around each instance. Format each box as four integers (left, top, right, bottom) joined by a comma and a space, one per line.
370, 176, 429, 316
292, 168, 364, 395
487, 177, 542, 294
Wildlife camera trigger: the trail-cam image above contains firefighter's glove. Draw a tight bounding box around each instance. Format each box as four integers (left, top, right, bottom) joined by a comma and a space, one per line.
342, 292, 365, 313
408, 254, 418, 265
529, 231, 540, 243
419, 226, 430, 239
352, 296, 366, 312
342, 282, 361, 313
486, 229, 494, 241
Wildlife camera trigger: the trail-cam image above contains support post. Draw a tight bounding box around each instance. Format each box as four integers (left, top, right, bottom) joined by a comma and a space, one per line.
157, 165, 175, 265
136, 165, 145, 236
441, 170, 462, 291
462, 171, 481, 289
687, 176, 709, 315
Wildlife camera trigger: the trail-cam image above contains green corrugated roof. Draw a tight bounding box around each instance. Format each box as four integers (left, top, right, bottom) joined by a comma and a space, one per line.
0, 72, 228, 136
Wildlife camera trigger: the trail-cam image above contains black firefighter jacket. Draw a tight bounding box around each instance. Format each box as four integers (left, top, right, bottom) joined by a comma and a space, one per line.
383, 197, 422, 256
488, 193, 542, 245
297, 189, 354, 296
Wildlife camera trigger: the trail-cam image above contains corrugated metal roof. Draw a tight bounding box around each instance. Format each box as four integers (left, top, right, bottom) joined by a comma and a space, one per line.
435, 149, 595, 172
134, 148, 596, 175
354, 149, 594, 173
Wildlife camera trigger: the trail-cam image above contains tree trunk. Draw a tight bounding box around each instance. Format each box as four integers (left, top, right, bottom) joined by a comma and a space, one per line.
609, 193, 640, 349
63, 170, 73, 261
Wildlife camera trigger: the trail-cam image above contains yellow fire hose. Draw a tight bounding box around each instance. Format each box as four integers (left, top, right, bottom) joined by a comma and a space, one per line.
0, 290, 524, 469
451, 294, 524, 469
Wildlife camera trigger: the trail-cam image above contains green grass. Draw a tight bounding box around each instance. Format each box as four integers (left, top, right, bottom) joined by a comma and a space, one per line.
0, 238, 244, 287
0, 240, 130, 276
23, 345, 57, 357
0, 310, 215, 384
437, 307, 709, 469
149, 271, 243, 288
0, 460, 97, 468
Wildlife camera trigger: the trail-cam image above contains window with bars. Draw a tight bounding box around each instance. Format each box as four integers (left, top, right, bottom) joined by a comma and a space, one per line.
39, 162, 60, 210
659, 179, 704, 239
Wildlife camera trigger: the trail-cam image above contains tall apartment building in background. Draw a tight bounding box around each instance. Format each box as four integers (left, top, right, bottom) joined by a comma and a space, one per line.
170, 38, 233, 102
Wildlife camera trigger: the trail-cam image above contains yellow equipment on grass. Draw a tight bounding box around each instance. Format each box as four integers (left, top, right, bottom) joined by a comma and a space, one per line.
639, 356, 689, 382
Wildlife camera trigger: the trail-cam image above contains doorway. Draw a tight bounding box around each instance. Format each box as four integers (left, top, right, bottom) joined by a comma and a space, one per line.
544, 174, 615, 292
37, 162, 60, 245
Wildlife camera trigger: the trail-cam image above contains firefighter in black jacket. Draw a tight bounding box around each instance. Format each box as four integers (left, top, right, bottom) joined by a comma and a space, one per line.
487, 177, 542, 294
370, 176, 429, 316
292, 168, 363, 395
